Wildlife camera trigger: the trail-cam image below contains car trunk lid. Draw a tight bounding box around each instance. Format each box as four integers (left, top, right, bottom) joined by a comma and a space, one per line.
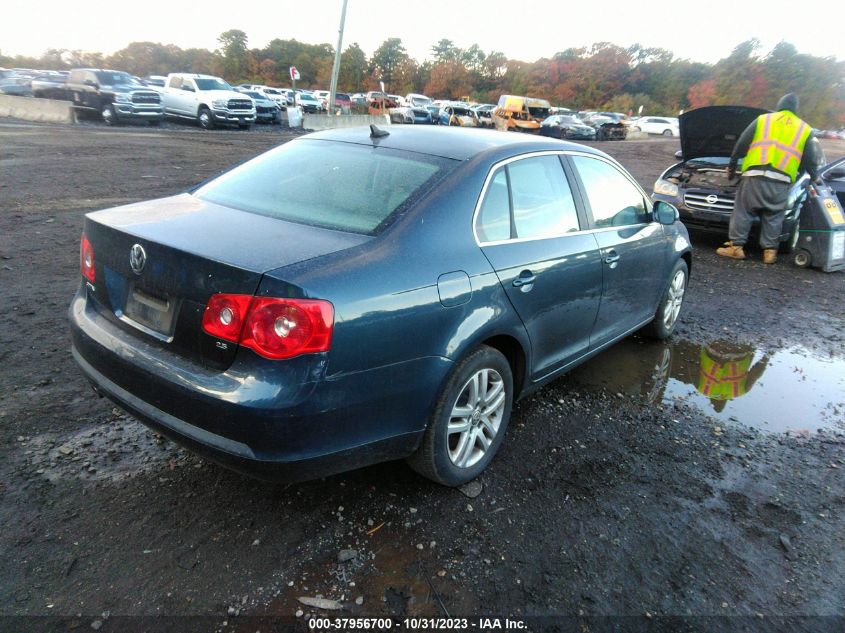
83, 193, 369, 369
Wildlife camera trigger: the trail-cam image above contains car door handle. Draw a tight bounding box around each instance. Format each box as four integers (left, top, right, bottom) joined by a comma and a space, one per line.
512, 272, 536, 288
604, 251, 621, 265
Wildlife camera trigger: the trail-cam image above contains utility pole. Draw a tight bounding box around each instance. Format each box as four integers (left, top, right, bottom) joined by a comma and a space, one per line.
328, 0, 349, 116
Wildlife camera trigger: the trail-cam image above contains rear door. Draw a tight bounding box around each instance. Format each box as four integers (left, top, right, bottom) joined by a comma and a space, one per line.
476, 153, 603, 378
567, 154, 667, 347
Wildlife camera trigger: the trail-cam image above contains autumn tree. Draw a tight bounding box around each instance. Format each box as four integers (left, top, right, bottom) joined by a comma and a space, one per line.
369, 38, 409, 91
218, 29, 249, 80
338, 43, 368, 92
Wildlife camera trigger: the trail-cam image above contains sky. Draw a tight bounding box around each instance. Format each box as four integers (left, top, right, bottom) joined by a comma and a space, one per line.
5, 0, 845, 66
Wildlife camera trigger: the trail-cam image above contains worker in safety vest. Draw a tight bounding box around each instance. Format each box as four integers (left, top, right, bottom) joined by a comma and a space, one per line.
697, 343, 769, 412
716, 93, 823, 264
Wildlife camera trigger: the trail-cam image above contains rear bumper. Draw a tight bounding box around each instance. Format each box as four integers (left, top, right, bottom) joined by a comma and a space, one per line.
68, 287, 449, 481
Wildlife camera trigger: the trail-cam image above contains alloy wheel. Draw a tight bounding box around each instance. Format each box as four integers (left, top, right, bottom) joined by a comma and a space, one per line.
447, 368, 506, 469
663, 269, 686, 329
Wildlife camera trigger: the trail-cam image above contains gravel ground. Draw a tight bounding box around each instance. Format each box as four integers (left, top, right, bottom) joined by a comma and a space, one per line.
1, 120, 844, 632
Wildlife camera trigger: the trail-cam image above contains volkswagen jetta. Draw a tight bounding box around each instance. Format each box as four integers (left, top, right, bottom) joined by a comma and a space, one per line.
70, 126, 692, 486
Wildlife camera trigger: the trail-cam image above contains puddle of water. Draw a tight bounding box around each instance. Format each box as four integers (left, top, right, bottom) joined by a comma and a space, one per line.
565, 337, 845, 434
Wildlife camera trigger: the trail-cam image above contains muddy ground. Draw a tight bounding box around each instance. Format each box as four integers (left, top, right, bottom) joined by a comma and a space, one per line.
1, 121, 844, 632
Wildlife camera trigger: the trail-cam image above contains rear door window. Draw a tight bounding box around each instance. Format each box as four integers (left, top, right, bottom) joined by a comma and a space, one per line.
475, 154, 581, 242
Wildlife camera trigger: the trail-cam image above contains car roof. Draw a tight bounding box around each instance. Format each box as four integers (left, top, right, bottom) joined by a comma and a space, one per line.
302, 126, 608, 162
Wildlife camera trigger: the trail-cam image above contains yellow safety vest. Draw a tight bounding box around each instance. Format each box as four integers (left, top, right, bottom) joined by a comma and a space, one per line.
697, 348, 753, 401
743, 111, 811, 183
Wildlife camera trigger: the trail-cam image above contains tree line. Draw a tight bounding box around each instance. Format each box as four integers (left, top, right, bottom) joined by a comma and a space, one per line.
2, 32, 843, 127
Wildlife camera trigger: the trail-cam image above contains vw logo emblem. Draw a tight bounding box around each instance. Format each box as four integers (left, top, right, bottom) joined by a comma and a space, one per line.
705, 194, 718, 205
129, 244, 147, 275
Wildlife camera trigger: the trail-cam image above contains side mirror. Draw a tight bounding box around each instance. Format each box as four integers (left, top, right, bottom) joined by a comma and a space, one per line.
654, 201, 680, 225
183, 85, 195, 92
674, 150, 683, 159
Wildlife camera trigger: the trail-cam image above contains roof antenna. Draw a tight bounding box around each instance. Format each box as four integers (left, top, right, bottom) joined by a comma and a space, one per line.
370, 124, 389, 138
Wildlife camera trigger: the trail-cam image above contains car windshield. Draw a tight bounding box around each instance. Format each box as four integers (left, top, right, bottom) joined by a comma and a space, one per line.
195, 78, 232, 91
96, 72, 140, 86
263, 88, 280, 94
195, 140, 455, 235
410, 97, 431, 106
559, 116, 580, 124
244, 92, 263, 99
300, 94, 317, 102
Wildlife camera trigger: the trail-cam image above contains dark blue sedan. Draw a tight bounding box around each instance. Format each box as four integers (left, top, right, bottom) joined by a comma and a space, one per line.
69, 126, 692, 486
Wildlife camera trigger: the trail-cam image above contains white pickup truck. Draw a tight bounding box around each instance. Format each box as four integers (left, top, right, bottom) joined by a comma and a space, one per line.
160, 73, 255, 129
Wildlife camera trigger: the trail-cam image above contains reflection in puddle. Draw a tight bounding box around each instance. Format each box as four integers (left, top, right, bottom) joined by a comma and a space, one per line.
566, 338, 845, 433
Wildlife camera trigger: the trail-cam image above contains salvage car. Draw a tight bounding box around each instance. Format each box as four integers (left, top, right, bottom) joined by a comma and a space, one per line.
438, 104, 478, 126
67, 69, 164, 126
630, 116, 679, 137
238, 91, 280, 124
69, 126, 691, 486
540, 114, 597, 140
652, 105, 814, 251
160, 73, 254, 129
30, 72, 69, 100
492, 95, 551, 133
584, 113, 628, 140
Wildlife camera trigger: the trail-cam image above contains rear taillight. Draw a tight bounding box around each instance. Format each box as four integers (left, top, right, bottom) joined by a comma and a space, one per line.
201, 293, 252, 342
202, 294, 334, 360
80, 233, 95, 282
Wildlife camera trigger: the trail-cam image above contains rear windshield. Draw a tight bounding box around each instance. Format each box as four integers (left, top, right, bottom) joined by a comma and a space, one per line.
195, 140, 455, 235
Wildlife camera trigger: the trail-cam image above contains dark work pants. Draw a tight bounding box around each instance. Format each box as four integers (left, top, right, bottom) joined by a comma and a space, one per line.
729, 176, 790, 249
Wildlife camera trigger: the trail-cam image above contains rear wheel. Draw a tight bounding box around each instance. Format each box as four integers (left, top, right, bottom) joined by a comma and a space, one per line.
646, 259, 688, 340
407, 346, 513, 486
662, 129, 672, 136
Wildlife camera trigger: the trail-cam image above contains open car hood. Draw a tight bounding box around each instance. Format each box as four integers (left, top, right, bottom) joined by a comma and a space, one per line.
679, 106, 769, 160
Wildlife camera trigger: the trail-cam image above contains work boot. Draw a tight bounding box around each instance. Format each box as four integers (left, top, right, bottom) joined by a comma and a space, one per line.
716, 242, 746, 260
763, 249, 777, 264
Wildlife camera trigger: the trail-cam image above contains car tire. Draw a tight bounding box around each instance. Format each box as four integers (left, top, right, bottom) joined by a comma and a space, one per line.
148, 120, 161, 127
407, 345, 513, 486
197, 107, 215, 130
662, 129, 672, 136
238, 123, 252, 130
101, 104, 117, 126
645, 259, 688, 340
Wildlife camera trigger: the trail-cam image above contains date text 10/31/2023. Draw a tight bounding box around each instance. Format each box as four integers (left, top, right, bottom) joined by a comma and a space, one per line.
308, 618, 527, 630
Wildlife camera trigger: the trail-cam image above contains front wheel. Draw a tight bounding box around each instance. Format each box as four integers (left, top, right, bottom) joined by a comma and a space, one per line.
645, 259, 688, 340
407, 346, 513, 486
662, 129, 673, 136
101, 104, 117, 126
197, 108, 214, 130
